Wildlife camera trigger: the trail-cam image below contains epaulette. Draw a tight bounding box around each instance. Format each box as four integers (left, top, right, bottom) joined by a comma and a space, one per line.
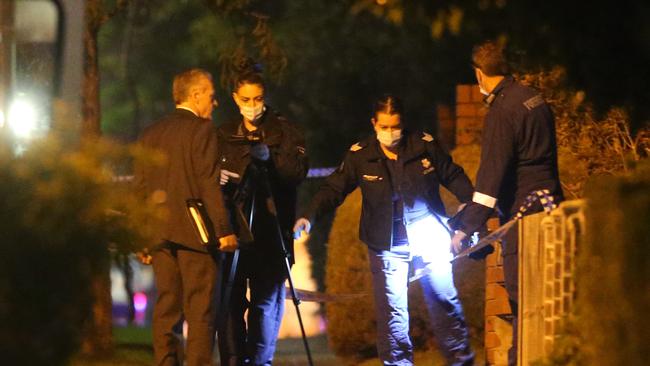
421, 132, 434, 142
349, 142, 365, 152
523, 95, 544, 111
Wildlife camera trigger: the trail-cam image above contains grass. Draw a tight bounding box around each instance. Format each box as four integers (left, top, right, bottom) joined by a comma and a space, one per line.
69, 326, 153, 366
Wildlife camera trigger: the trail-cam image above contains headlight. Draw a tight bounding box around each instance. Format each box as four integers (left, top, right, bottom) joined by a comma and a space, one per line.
8, 95, 39, 139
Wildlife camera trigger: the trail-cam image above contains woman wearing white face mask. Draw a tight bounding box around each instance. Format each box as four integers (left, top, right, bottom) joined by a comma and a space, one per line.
294, 95, 475, 366
216, 60, 308, 366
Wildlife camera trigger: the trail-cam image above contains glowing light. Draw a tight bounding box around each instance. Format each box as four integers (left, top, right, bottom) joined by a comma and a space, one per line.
133, 292, 147, 312
8, 97, 38, 139
376, 0, 387, 5
407, 214, 454, 265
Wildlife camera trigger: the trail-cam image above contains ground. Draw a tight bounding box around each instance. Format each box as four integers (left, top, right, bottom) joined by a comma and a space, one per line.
69, 326, 484, 365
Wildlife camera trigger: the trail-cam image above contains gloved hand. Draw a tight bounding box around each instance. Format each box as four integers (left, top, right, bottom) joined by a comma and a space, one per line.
220, 169, 240, 185
293, 218, 312, 239
250, 143, 270, 161
467, 224, 494, 260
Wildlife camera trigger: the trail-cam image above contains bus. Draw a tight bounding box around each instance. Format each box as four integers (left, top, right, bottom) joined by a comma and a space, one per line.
0, 0, 84, 147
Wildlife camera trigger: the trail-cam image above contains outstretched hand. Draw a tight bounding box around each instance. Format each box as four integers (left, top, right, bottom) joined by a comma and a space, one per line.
219, 169, 240, 185
293, 218, 312, 239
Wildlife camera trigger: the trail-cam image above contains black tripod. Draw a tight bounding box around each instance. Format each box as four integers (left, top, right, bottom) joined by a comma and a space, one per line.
220, 158, 314, 366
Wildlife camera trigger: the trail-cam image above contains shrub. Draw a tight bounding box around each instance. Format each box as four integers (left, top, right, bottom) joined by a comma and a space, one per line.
578, 161, 650, 365
324, 189, 376, 361
0, 133, 159, 365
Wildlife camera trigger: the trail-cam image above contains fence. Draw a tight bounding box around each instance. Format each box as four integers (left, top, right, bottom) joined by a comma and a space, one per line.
482, 200, 585, 365
517, 199, 585, 365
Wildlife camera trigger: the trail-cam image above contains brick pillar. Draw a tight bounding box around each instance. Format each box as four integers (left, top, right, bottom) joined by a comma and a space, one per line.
455, 85, 487, 145
435, 104, 455, 150
484, 218, 513, 366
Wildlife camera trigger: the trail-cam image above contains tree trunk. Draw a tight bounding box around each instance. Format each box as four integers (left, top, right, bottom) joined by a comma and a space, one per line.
80, 263, 114, 356
82, 0, 102, 140
79, 0, 113, 357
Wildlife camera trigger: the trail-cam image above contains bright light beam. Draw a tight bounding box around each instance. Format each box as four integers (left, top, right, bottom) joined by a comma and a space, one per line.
8, 97, 38, 139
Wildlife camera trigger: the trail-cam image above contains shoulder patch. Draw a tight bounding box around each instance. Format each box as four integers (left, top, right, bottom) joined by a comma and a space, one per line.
349, 142, 364, 152
421, 132, 434, 142
523, 95, 545, 111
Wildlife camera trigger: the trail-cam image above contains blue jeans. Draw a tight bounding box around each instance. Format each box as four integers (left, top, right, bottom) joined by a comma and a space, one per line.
368, 215, 474, 366
218, 249, 286, 366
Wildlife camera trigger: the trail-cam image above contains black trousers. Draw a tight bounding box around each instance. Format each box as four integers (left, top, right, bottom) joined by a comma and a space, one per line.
152, 242, 220, 366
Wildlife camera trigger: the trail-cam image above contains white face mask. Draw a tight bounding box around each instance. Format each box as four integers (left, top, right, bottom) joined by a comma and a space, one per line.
376, 129, 402, 148
240, 104, 265, 122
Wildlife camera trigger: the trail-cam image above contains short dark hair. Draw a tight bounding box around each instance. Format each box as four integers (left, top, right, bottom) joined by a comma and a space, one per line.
471, 40, 509, 76
373, 94, 404, 117
233, 58, 265, 92
172, 68, 212, 104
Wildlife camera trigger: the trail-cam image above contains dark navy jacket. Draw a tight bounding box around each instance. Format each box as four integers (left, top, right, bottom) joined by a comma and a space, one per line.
451, 76, 563, 248
307, 130, 473, 251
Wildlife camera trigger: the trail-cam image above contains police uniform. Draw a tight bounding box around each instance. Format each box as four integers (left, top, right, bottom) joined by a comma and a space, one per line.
216, 107, 308, 366
307, 130, 474, 366
449, 76, 563, 365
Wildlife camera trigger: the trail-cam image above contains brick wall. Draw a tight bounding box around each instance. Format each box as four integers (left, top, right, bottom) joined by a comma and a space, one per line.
455, 84, 487, 146
484, 220, 513, 366
435, 104, 455, 150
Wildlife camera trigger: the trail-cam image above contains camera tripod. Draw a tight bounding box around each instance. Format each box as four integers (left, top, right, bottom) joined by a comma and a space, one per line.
219, 158, 314, 366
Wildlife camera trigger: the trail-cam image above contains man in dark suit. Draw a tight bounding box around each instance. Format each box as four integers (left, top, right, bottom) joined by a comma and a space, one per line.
134, 68, 238, 366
